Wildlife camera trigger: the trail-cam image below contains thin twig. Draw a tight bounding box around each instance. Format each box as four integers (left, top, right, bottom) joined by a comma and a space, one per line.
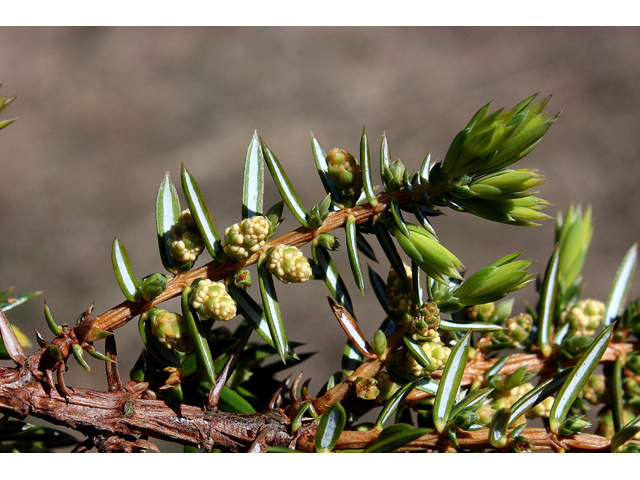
87, 190, 405, 336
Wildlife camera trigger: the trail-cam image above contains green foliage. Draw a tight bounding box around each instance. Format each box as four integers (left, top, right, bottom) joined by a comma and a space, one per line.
4, 89, 640, 453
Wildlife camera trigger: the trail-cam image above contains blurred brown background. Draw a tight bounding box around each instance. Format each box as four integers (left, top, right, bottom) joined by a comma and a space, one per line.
1, 27, 639, 449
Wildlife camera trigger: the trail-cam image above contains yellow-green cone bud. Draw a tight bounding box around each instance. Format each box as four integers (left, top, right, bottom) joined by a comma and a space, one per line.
374, 372, 401, 403
145, 307, 192, 353
265, 245, 312, 284
372, 330, 387, 357
139, 273, 168, 301
465, 303, 496, 321
493, 383, 535, 425
222, 215, 270, 261
477, 403, 496, 426
386, 263, 414, 325
189, 279, 237, 321
559, 299, 605, 337
326, 148, 362, 205
354, 376, 380, 400
229, 269, 252, 290
167, 209, 205, 269
402, 341, 451, 376
410, 302, 441, 341
583, 374, 607, 404
530, 394, 554, 419
558, 415, 591, 436
490, 313, 533, 347
313, 233, 340, 251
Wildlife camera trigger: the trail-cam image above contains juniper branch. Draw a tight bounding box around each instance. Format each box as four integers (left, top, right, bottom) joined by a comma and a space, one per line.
88, 190, 408, 337
0, 357, 616, 453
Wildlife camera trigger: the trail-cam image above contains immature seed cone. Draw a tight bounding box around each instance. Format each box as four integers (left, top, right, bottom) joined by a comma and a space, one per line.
222, 215, 271, 261
401, 341, 451, 376
492, 383, 540, 425
505, 313, 533, 346
167, 209, 205, 269
145, 307, 192, 353
386, 263, 414, 325
189, 279, 237, 321
374, 372, 401, 403
139, 273, 168, 301
490, 313, 533, 347
265, 245, 312, 284
559, 298, 605, 337
354, 376, 380, 401
410, 302, 441, 341
326, 147, 362, 205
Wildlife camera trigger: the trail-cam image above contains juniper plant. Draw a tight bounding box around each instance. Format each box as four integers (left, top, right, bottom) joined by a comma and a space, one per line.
2, 85, 640, 453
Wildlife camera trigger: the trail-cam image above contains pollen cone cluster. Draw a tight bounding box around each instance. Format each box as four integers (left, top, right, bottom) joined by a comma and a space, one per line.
222, 215, 271, 261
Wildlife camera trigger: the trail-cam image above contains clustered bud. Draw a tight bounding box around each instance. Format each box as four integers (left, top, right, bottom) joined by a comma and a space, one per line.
559, 299, 605, 337
490, 383, 554, 425
453, 410, 482, 431
167, 209, 205, 269
326, 148, 362, 205
625, 377, 640, 399
617, 443, 640, 453
561, 333, 594, 358
264, 245, 312, 284
401, 341, 451, 377
558, 415, 591, 436
189, 279, 237, 321
313, 233, 340, 251
530, 394, 555, 419
504, 313, 533, 346
138, 273, 168, 301
623, 298, 640, 338
354, 376, 380, 401
229, 269, 252, 290
489, 313, 533, 348
410, 302, 441, 342
374, 372, 401, 403
386, 263, 414, 325
145, 307, 192, 353
222, 215, 271, 261
466, 302, 496, 321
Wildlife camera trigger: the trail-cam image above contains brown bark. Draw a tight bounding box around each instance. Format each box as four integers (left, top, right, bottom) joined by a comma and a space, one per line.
1, 302, 635, 452
0, 342, 625, 453
0, 360, 614, 453
0, 359, 294, 452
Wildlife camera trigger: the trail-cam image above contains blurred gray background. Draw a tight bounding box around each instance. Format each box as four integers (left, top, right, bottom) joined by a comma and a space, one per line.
1, 27, 639, 449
